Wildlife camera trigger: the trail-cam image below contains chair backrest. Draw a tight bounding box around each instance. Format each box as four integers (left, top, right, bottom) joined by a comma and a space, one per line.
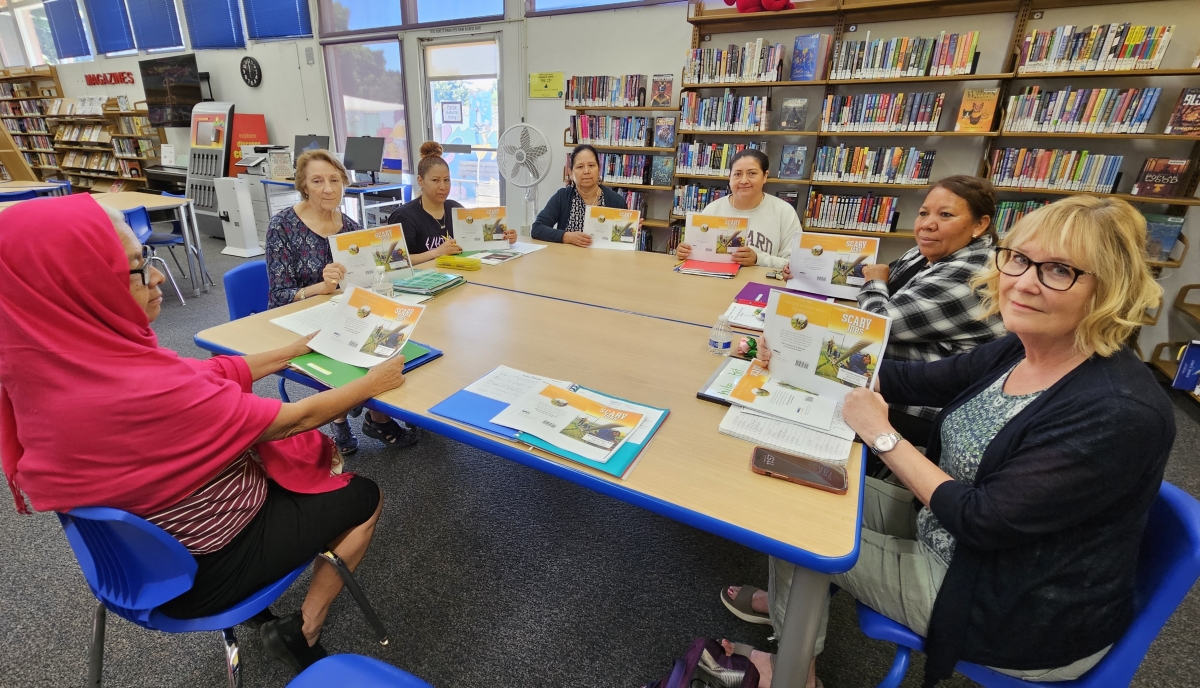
224, 259, 269, 320
0, 189, 38, 202
122, 206, 153, 244
57, 507, 197, 628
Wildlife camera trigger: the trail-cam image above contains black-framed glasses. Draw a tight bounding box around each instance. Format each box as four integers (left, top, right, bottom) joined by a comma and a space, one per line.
129, 246, 153, 286
994, 247, 1091, 291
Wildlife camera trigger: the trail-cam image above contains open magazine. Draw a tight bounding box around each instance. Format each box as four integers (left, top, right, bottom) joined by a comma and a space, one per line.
454, 207, 509, 251
683, 212, 748, 263
727, 360, 837, 429
583, 206, 640, 250
307, 286, 425, 368
491, 383, 645, 463
786, 232, 880, 300
328, 224, 413, 287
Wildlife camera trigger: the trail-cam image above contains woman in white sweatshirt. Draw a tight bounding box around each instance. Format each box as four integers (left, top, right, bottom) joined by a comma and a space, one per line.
675, 148, 802, 270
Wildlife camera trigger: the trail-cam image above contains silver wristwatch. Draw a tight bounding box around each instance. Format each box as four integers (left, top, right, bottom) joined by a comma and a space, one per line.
871, 432, 903, 454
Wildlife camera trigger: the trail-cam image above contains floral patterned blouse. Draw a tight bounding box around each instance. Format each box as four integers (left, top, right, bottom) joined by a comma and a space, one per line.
265, 206, 360, 308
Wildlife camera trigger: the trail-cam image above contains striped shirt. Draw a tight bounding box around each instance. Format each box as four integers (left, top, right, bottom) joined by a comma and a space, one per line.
146, 451, 268, 554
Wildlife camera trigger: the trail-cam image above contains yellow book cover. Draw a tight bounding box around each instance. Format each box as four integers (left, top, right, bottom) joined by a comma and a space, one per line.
453, 207, 509, 251
786, 232, 880, 299
683, 213, 749, 263
583, 205, 641, 250
329, 224, 413, 287
955, 88, 1000, 132
308, 286, 426, 368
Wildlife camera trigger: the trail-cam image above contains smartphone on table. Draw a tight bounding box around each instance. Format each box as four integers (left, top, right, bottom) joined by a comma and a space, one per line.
750, 446, 848, 494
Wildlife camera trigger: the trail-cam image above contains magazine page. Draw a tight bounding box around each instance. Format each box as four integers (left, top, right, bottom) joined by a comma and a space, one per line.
764, 290, 891, 400
307, 286, 425, 368
328, 224, 413, 288
786, 232, 881, 299
683, 213, 749, 264
463, 365, 575, 404
582, 206, 641, 250
573, 388, 664, 445
727, 361, 836, 430
491, 384, 645, 463
454, 207, 510, 251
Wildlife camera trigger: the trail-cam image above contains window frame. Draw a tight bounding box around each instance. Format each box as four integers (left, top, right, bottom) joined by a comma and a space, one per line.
316, 0, 504, 41
322, 34, 413, 173
524, 0, 679, 18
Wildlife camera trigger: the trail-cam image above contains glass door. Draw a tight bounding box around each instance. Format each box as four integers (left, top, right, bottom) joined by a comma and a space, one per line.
421, 37, 501, 207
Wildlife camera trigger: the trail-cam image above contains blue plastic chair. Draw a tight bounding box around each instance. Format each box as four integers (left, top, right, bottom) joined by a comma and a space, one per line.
158, 190, 215, 287
0, 189, 38, 202
59, 507, 390, 688
223, 259, 292, 403
856, 481, 1200, 688
288, 654, 434, 687
123, 206, 185, 306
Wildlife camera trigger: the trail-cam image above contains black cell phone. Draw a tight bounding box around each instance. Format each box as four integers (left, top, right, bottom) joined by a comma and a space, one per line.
750, 446, 848, 494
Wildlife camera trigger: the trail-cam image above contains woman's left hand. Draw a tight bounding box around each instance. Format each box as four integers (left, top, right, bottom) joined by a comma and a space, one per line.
288, 333, 317, 359
842, 387, 892, 439
731, 246, 758, 266
504, 228, 518, 244
862, 264, 890, 282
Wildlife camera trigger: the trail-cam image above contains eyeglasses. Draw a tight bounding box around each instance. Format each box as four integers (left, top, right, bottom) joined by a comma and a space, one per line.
129, 246, 153, 286
994, 247, 1091, 291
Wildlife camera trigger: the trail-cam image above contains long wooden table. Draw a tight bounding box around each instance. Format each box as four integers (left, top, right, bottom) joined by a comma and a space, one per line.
195, 283, 864, 688
468, 242, 778, 327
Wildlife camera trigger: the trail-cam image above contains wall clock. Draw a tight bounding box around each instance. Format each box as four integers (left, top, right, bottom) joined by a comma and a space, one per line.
240, 57, 262, 88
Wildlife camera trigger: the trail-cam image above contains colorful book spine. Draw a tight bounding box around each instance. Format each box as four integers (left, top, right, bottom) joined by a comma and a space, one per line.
804, 191, 899, 232
682, 39, 785, 84
679, 90, 769, 132
674, 141, 768, 176
819, 91, 945, 132
565, 75, 648, 108
989, 147, 1123, 193
995, 199, 1053, 236
1002, 86, 1161, 133
673, 184, 731, 214
1018, 24, 1175, 73
811, 145, 936, 184
569, 115, 652, 147
830, 31, 977, 79
599, 153, 651, 186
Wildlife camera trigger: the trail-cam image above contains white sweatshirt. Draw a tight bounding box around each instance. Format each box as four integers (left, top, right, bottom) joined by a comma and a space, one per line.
699, 194, 802, 269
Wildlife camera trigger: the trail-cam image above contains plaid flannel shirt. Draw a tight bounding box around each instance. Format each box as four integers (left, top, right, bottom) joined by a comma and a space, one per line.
857, 237, 1007, 420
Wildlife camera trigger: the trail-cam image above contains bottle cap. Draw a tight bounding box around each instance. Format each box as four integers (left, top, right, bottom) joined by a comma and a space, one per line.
717, 315, 729, 323
374, 265, 385, 273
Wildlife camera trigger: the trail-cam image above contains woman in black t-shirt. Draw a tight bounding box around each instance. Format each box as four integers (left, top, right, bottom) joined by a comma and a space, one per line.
386, 142, 516, 265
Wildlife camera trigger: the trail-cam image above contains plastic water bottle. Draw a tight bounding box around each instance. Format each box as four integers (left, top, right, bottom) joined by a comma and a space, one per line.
371, 265, 392, 297
708, 314, 732, 355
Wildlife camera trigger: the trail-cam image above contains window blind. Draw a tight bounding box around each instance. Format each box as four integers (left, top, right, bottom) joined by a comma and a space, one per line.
43, 0, 91, 59
126, 0, 183, 50
181, 0, 244, 49
242, 0, 311, 40
82, 0, 135, 54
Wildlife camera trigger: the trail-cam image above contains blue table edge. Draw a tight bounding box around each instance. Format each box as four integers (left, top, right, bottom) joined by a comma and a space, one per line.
195, 334, 866, 574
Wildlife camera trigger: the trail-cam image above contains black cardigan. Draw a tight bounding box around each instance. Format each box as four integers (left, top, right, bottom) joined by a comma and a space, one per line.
879, 334, 1173, 684
530, 185, 628, 243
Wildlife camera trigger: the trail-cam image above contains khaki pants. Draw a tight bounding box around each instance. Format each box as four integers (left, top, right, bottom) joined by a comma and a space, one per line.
768, 478, 1108, 681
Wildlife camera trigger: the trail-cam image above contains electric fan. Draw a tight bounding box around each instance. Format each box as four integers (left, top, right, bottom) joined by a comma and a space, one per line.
496, 124, 552, 234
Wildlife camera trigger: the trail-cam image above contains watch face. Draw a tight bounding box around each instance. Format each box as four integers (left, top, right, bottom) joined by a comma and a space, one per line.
874, 434, 897, 452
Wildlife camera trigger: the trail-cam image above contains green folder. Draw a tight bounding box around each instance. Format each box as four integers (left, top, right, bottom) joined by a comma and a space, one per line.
290, 340, 430, 388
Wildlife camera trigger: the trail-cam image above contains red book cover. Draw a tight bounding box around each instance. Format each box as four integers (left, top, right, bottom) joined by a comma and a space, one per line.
227, 113, 268, 176
1131, 158, 1191, 197
1164, 88, 1200, 135
680, 260, 740, 277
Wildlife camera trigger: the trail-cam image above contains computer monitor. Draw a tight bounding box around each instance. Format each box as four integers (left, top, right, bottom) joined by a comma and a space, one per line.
294, 135, 329, 155
343, 136, 386, 184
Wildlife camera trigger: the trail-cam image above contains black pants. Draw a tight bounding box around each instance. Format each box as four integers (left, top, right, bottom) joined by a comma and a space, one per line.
159, 476, 380, 619
865, 410, 935, 476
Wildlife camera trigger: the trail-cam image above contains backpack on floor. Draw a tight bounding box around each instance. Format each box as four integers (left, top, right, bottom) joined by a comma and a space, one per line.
643, 638, 760, 688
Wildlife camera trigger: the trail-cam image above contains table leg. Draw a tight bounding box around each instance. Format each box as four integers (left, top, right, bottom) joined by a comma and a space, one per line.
187, 201, 212, 292
770, 565, 831, 688
177, 204, 201, 297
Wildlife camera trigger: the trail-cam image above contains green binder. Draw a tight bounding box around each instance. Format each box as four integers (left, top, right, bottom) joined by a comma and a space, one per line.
290, 340, 430, 388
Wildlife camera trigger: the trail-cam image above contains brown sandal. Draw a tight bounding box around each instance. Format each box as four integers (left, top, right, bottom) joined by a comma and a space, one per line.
720, 585, 772, 625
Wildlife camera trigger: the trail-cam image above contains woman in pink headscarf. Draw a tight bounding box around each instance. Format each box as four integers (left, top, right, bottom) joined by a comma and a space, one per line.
0, 195, 405, 674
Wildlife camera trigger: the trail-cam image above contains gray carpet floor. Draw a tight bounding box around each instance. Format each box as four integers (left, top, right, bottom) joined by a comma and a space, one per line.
1, 234, 1197, 687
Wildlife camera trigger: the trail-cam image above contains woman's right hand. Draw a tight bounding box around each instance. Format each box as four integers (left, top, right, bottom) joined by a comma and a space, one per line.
439, 239, 462, 256
781, 265, 792, 281
320, 262, 346, 294
365, 353, 406, 394
675, 243, 692, 260
563, 231, 593, 247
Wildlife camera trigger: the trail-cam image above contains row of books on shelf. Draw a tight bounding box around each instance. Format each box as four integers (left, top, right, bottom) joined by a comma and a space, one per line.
64, 150, 115, 172
675, 141, 767, 176
805, 192, 900, 233
21, 151, 57, 168
995, 198, 1184, 263
0, 161, 10, 181
64, 175, 129, 192
569, 115, 654, 148
112, 137, 156, 158
12, 134, 53, 151
683, 38, 787, 85
46, 95, 108, 116
0, 82, 38, 98
599, 153, 673, 186
612, 189, 648, 216
1003, 86, 1162, 134
812, 145, 936, 185
0, 100, 44, 116
565, 74, 674, 108
673, 184, 729, 214
680, 90, 769, 132
988, 148, 1123, 193
1017, 24, 1175, 74
117, 115, 154, 136
819, 91, 946, 133
2, 118, 48, 134
831, 31, 980, 80
56, 123, 109, 143
996, 199, 1052, 236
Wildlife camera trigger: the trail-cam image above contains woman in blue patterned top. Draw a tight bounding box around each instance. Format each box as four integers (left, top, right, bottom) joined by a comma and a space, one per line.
265, 149, 417, 454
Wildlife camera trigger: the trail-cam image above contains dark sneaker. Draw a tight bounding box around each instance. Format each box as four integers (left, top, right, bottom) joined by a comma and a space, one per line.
330, 420, 358, 455
361, 416, 419, 448
260, 612, 327, 674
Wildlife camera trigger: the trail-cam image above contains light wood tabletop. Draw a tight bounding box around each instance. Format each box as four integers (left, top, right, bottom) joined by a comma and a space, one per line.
195, 285, 863, 564
463, 242, 780, 327
0, 180, 60, 190
87, 191, 189, 210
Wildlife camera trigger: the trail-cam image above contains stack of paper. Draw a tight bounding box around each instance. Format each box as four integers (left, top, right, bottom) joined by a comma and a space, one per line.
392, 270, 465, 296
679, 260, 740, 278
430, 366, 669, 479
678, 212, 748, 278
721, 283, 833, 331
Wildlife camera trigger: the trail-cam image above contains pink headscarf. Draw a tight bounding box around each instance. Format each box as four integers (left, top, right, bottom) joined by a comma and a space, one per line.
0, 195, 346, 516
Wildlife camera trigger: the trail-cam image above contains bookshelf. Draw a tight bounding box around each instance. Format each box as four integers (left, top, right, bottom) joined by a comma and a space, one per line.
0, 65, 64, 181
47, 100, 161, 192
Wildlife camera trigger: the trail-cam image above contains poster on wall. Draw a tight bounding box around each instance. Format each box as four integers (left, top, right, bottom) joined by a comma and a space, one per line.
227, 113, 268, 176
441, 101, 463, 124
529, 72, 565, 99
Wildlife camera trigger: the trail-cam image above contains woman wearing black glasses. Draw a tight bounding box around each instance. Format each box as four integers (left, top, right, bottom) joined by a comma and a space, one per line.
736, 196, 1172, 688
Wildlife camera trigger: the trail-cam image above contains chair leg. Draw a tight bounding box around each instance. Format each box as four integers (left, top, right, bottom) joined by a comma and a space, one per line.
277, 377, 291, 403
167, 246, 188, 279
875, 645, 912, 688
317, 549, 390, 645
149, 256, 186, 306
88, 602, 106, 688
221, 628, 242, 688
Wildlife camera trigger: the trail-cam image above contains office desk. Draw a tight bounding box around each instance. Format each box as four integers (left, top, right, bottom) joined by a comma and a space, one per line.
195, 285, 864, 687
89, 192, 211, 297
261, 179, 410, 230
466, 242, 779, 327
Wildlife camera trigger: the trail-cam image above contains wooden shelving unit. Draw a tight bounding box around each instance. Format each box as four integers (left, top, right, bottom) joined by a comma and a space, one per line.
997, 130, 1200, 141
1150, 342, 1200, 404
47, 101, 161, 192
0, 65, 63, 182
